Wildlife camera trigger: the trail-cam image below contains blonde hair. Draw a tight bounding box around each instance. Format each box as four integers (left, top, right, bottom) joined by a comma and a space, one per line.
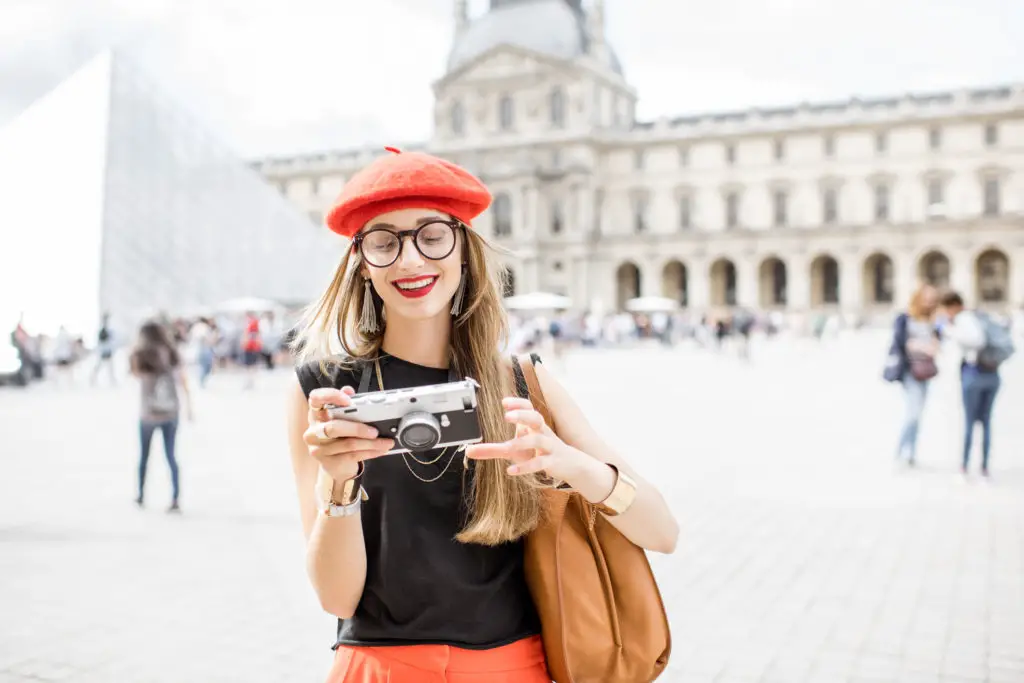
908, 283, 936, 321
293, 227, 542, 545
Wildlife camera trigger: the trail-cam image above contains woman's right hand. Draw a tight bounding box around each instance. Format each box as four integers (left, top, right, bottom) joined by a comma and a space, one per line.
304, 387, 394, 481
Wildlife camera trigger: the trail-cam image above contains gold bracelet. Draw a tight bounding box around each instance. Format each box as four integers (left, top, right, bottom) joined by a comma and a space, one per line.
315, 462, 368, 510
593, 464, 637, 517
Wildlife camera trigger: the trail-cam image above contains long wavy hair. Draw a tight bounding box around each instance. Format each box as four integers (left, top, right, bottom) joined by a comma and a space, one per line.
908, 283, 938, 321
132, 321, 179, 374
292, 227, 542, 546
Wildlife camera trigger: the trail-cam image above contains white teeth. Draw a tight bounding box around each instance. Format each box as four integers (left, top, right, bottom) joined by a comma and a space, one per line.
395, 277, 436, 291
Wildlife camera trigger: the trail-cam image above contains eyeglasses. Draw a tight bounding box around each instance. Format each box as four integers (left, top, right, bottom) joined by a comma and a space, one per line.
353, 220, 462, 268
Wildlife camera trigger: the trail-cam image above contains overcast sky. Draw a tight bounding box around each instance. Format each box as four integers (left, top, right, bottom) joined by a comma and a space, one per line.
1, 0, 1021, 158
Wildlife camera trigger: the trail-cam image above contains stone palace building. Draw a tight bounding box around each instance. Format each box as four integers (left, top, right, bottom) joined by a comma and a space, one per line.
253, 0, 1024, 318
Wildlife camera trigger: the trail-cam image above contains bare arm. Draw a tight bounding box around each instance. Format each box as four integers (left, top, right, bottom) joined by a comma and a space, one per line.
176, 367, 193, 418
535, 363, 680, 554
287, 380, 393, 619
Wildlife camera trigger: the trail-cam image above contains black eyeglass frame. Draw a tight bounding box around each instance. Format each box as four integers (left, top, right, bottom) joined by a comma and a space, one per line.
352, 219, 464, 268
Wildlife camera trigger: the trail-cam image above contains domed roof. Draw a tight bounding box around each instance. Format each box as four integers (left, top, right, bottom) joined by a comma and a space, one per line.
447, 0, 622, 76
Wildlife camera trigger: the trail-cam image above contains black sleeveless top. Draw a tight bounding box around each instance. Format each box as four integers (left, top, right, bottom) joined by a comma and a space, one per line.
296, 354, 540, 650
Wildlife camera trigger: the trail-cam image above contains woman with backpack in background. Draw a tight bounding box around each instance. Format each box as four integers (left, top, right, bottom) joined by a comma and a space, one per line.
938, 291, 1015, 477
130, 320, 193, 511
886, 284, 941, 467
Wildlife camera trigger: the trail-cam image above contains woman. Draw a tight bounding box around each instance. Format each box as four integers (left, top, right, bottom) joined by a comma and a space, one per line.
287, 148, 679, 683
891, 284, 941, 466
130, 321, 192, 511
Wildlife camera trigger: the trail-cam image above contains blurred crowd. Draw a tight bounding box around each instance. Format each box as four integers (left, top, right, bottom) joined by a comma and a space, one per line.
6, 310, 295, 388
7, 304, 1021, 390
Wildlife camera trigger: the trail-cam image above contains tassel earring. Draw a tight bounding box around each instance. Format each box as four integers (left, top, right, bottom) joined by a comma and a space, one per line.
359, 280, 380, 334
450, 264, 468, 316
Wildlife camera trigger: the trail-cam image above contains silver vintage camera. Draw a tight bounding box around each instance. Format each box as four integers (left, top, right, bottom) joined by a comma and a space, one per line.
326, 378, 483, 454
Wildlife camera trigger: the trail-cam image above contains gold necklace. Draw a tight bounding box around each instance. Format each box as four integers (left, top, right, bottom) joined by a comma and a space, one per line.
374, 359, 459, 483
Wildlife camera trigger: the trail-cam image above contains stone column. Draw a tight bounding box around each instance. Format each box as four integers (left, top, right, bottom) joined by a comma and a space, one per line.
736, 255, 758, 308
892, 249, 917, 309
576, 185, 591, 235
688, 257, 711, 312
949, 249, 974, 305
1011, 247, 1024, 309
520, 185, 538, 239
640, 259, 660, 299
590, 258, 615, 315
571, 256, 588, 310
787, 253, 810, 312
523, 257, 541, 294
839, 251, 863, 313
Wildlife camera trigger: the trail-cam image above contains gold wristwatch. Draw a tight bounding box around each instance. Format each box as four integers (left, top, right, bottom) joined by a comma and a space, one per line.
593, 464, 638, 517
316, 463, 368, 517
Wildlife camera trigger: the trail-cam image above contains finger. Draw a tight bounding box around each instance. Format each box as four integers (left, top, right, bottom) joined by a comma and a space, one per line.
504, 409, 550, 433
507, 455, 552, 476
465, 433, 551, 460
309, 387, 353, 411
304, 419, 380, 444
464, 443, 517, 461
502, 397, 534, 411
310, 438, 394, 460
506, 432, 553, 454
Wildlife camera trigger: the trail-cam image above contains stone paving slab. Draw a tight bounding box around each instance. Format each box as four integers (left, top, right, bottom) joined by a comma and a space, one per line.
1, 333, 1022, 682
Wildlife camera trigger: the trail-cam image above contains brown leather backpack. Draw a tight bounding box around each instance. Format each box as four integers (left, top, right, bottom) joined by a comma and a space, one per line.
512, 355, 672, 683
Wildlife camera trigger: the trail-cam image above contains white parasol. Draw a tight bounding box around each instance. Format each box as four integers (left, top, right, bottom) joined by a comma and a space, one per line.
504, 292, 573, 311
624, 296, 681, 313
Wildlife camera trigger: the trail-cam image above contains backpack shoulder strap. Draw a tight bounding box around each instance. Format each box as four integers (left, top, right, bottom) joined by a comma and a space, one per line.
511, 354, 555, 432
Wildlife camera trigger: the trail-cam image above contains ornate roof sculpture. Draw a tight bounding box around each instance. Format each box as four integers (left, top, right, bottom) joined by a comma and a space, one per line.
447, 0, 622, 75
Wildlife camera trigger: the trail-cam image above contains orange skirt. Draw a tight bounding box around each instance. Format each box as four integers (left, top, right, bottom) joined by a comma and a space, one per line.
326, 634, 550, 683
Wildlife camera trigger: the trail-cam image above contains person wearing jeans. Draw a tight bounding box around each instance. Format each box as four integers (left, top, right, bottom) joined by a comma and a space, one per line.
139, 420, 180, 504
960, 366, 1000, 474
130, 321, 193, 511
890, 285, 941, 466
897, 376, 930, 465
939, 291, 1000, 477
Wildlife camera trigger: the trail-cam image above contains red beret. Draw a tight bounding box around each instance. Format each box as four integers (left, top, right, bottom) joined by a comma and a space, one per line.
325, 147, 492, 238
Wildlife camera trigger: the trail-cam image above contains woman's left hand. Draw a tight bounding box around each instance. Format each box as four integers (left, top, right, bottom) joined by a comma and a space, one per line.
464, 397, 590, 482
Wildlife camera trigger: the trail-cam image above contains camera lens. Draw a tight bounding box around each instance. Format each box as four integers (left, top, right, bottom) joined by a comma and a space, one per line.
397, 411, 441, 451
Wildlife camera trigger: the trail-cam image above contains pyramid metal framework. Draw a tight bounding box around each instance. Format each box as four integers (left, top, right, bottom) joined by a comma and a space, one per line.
0, 50, 339, 337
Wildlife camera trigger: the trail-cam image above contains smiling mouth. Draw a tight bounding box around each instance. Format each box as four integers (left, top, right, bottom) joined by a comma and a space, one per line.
392, 275, 439, 299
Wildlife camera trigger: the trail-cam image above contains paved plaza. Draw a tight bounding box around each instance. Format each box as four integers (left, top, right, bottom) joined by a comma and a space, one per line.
1, 332, 1022, 683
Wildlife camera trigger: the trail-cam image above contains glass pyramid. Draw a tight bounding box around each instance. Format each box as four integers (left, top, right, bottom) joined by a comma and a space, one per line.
0, 50, 339, 338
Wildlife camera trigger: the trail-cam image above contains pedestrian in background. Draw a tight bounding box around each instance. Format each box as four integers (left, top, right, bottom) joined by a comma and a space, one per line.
885, 284, 941, 466
939, 291, 1014, 477
130, 321, 193, 512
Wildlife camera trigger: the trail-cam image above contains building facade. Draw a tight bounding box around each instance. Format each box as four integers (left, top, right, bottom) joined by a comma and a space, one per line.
253, 0, 1024, 318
